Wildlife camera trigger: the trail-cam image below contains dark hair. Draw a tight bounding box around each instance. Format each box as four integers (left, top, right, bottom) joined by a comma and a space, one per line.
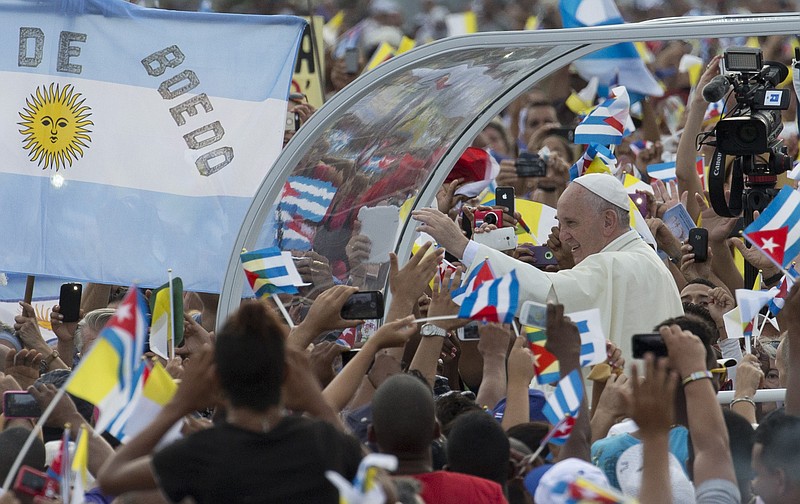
214, 301, 287, 411
506, 422, 551, 455
446, 411, 510, 486
435, 393, 482, 437
0, 428, 46, 482
372, 374, 436, 457
682, 303, 719, 342
686, 278, 718, 289
754, 411, 800, 485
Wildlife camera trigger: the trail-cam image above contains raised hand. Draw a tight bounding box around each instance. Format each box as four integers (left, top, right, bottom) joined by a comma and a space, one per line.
544, 303, 581, 370
50, 304, 81, 343
627, 355, 677, 439
412, 209, 469, 258
298, 285, 364, 335
14, 301, 50, 353
388, 241, 443, 304
4, 349, 42, 389
695, 192, 738, 243
680, 242, 713, 283
29, 382, 83, 429
546, 226, 574, 271
170, 344, 219, 414
427, 270, 467, 332
176, 313, 214, 358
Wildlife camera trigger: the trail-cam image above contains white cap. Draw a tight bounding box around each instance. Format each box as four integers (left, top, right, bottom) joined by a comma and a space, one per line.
573, 173, 630, 210
534, 458, 610, 504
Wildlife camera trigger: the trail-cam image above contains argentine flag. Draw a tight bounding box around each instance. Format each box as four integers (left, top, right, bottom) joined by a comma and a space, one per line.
0, 0, 305, 292
560, 0, 663, 97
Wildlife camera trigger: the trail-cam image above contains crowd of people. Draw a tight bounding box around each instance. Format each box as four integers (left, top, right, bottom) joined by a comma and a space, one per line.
3, 0, 800, 503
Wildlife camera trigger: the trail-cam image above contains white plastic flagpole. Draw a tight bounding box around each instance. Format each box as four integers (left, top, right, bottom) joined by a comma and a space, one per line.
2, 385, 69, 490
412, 315, 460, 324
512, 320, 521, 338
168, 269, 175, 360
271, 294, 295, 329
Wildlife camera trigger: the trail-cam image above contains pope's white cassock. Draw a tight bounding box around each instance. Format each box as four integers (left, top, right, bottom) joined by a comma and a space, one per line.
463, 229, 684, 361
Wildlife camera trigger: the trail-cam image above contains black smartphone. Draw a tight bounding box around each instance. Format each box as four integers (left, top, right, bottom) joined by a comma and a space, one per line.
3, 391, 42, 418
340, 291, 384, 320
341, 349, 360, 367
549, 126, 575, 143
495, 186, 515, 216
632, 333, 668, 358
344, 47, 360, 74
59, 282, 82, 323
689, 228, 709, 263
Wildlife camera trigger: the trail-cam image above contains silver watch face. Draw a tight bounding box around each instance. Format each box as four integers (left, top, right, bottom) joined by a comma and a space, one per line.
422, 323, 443, 336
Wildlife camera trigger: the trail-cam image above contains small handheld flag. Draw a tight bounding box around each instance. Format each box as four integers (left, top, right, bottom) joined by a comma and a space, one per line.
573, 86, 630, 146
451, 258, 495, 306
66, 287, 148, 433
525, 327, 561, 385
71, 425, 89, 504
743, 186, 800, 271
543, 369, 584, 426
565, 308, 606, 367
149, 276, 183, 360
457, 270, 519, 324
240, 247, 308, 297
569, 144, 617, 180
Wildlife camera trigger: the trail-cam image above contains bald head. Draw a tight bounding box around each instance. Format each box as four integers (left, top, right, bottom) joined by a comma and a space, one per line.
371, 374, 436, 456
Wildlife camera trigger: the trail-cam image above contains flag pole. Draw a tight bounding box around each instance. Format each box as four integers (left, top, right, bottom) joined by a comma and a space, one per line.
412, 314, 460, 324
23, 275, 35, 304
167, 269, 175, 360
271, 294, 295, 329
2, 385, 69, 491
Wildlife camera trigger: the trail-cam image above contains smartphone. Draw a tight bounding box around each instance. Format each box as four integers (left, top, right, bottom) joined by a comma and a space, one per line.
519, 301, 547, 329
284, 111, 300, 133
689, 228, 709, 263
632, 333, 668, 358
340, 291, 385, 320
495, 186, 515, 216
631, 190, 649, 219
344, 47, 360, 74
473, 227, 517, 251
3, 391, 43, 418
457, 321, 480, 341
524, 245, 558, 269
59, 282, 82, 323
549, 126, 575, 143
341, 349, 360, 367
13, 466, 58, 498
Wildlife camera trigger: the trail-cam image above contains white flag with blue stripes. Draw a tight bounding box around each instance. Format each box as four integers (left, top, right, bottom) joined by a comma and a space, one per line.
0, 0, 305, 292
559, 0, 663, 98
566, 308, 607, 367
543, 369, 584, 425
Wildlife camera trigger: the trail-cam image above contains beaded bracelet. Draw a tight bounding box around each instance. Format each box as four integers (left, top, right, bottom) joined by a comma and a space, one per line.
730, 397, 756, 408
681, 370, 713, 386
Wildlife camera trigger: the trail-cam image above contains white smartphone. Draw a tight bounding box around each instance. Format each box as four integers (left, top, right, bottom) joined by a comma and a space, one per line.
519, 300, 548, 329
472, 226, 517, 251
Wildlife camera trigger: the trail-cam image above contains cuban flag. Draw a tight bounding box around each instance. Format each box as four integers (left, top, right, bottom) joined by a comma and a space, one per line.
574, 86, 630, 146
281, 176, 337, 223
540, 415, 577, 446
566, 308, 607, 367
559, 0, 663, 98
543, 369, 584, 426
768, 267, 798, 315
647, 161, 677, 182
458, 270, 519, 324
275, 210, 316, 251
0, 1, 305, 293
240, 247, 307, 297
452, 258, 495, 306
526, 327, 561, 385
569, 143, 617, 180
743, 186, 800, 270
66, 287, 149, 433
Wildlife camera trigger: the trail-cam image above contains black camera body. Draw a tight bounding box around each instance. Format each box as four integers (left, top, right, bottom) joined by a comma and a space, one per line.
515, 152, 548, 177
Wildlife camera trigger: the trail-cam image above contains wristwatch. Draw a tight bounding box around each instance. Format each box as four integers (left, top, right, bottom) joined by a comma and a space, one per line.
420, 323, 447, 338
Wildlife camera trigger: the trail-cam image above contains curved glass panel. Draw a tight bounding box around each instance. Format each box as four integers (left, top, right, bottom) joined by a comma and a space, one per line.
259, 45, 554, 302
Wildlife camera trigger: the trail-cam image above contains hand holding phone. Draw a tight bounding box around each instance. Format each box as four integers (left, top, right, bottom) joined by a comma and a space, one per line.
689, 228, 709, 263
340, 291, 385, 320
59, 282, 82, 323
632, 333, 668, 358
3, 391, 43, 418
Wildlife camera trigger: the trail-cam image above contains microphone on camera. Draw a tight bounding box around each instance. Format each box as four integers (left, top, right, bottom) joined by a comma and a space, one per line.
702, 75, 731, 103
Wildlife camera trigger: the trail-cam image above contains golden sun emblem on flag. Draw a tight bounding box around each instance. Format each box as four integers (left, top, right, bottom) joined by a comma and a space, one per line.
18, 83, 93, 171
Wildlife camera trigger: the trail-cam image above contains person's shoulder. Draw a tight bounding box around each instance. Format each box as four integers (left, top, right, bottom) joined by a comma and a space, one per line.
413, 472, 507, 503
695, 478, 741, 504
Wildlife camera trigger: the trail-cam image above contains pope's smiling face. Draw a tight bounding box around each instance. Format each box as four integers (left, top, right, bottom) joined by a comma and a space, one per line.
556, 184, 613, 264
